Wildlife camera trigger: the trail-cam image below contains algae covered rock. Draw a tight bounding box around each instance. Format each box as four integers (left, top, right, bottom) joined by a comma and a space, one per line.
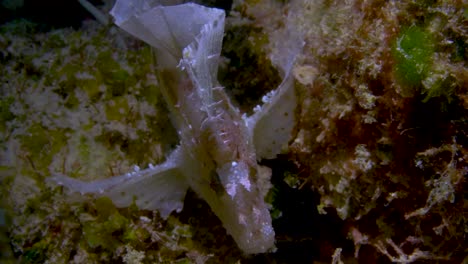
1, 0, 466, 263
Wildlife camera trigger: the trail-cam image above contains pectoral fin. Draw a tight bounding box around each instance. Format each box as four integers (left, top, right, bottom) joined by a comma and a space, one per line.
247, 72, 298, 160
49, 147, 188, 218
246, 31, 304, 160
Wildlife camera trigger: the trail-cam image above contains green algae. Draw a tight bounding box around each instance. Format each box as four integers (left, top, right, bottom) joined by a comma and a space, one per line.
393, 25, 434, 92
0, 96, 15, 132
82, 198, 129, 250
18, 124, 69, 176
105, 96, 129, 121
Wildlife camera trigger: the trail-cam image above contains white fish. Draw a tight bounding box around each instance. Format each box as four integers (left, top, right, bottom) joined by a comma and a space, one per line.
50, 0, 302, 254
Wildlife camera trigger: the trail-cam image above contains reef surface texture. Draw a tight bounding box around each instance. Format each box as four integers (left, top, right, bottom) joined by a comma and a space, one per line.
0, 0, 466, 263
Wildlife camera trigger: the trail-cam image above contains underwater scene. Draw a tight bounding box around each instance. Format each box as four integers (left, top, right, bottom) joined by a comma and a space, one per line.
0, 0, 467, 263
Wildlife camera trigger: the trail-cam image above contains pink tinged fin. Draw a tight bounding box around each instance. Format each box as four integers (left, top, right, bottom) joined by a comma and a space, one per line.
49, 147, 188, 219
246, 31, 304, 160
247, 71, 297, 159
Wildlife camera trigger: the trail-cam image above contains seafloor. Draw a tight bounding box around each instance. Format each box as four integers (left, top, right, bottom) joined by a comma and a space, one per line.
0, 0, 466, 263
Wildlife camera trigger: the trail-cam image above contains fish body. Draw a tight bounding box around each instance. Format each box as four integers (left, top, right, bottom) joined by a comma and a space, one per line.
51, 1, 301, 254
